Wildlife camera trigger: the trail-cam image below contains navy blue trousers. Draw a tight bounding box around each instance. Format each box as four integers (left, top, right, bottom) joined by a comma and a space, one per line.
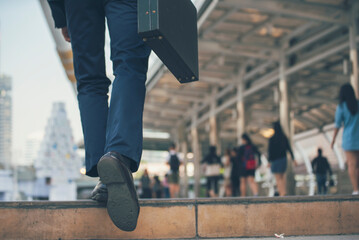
65, 0, 151, 177
316, 174, 327, 195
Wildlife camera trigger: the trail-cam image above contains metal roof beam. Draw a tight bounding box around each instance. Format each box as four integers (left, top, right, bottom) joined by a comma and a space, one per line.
145, 104, 185, 115
301, 77, 348, 86
220, 0, 349, 25
238, 16, 277, 41
282, 22, 318, 43
309, 109, 332, 121
186, 37, 356, 131
246, 38, 351, 96
151, 88, 205, 99
296, 96, 336, 105
201, 8, 238, 36
145, 101, 188, 111
183, 60, 273, 129
286, 25, 342, 55
200, 39, 278, 52
267, 0, 348, 11
199, 41, 279, 59
314, 108, 334, 120
143, 117, 176, 127
244, 61, 275, 81
294, 115, 319, 128
202, 54, 221, 70
251, 109, 278, 118
293, 119, 308, 130
183, 32, 351, 131
143, 124, 172, 132
200, 76, 234, 85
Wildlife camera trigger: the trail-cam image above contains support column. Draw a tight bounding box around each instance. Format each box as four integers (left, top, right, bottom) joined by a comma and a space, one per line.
236, 102, 245, 145
180, 140, 189, 198
350, 2, 359, 98
236, 66, 246, 145
279, 50, 296, 196
191, 107, 201, 197
209, 88, 219, 153
172, 130, 180, 151
279, 59, 291, 137
176, 124, 188, 198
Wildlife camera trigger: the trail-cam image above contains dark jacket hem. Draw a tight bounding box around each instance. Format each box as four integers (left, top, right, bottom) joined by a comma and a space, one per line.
48, 0, 67, 29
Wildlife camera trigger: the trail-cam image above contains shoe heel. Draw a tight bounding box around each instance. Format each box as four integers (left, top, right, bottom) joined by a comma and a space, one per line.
97, 156, 125, 184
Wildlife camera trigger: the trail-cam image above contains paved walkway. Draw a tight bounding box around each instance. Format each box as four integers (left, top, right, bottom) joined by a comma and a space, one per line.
207, 235, 359, 240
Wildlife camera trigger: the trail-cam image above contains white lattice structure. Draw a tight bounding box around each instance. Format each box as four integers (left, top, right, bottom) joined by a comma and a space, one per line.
35, 102, 81, 200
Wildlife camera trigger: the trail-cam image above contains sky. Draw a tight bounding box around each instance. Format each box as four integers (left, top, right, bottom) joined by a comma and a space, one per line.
0, 0, 83, 164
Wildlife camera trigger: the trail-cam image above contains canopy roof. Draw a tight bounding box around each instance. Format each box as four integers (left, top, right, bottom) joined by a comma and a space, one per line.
143, 0, 357, 148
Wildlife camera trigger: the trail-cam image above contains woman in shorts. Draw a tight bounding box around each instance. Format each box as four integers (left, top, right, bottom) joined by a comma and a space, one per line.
331, 83, 359, 195
268, 121, 296, 196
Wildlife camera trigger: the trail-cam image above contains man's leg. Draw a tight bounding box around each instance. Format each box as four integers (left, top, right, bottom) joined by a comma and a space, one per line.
95, 0, 150, 231
105, 0, 151, 172
323, 176, 328, 195
317, 178, 322, 195
64, 0, 110, 177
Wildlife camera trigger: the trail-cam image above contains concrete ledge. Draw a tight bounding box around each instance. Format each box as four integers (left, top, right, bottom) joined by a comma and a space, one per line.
0, 196, 358, 239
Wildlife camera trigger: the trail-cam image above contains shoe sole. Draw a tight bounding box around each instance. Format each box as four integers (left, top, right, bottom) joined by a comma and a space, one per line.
97, 155, 139, 231
91, 192, 108, 202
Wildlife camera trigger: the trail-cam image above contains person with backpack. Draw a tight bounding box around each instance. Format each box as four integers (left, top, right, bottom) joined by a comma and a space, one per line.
312, 148, 332, 195
201, 146, 222, 197
237, 134, 261, 196
166, 144, 182, 198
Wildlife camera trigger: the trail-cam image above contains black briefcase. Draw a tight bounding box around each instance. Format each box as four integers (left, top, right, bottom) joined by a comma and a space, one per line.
138, 0, 199, 83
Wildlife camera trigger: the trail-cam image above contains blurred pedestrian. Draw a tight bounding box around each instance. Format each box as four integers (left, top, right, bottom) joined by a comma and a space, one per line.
153, 175, 163, 198
312, 148, 332, 195
162, 174, 170, 198
140, 169, 152, 198
237, 134, 261, 196
230, 148, 240, 196
268, 121, 297, 196
202, 146, 222, 197
166, 144, 181, 198
331, 83, 359, 195
221, 148, 232, 197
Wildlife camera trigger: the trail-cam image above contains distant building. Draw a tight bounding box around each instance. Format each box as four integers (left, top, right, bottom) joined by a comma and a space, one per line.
0, 170, 13, 200
0, 75, 12, 170
22, 132, 43, 166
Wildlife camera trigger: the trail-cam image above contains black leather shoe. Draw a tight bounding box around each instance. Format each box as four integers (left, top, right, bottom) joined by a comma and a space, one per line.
91, 181, 108, 202
97, 152, 139, 232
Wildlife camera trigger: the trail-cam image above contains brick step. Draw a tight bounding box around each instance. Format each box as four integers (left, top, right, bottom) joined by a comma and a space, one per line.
0, 195, 358, 240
